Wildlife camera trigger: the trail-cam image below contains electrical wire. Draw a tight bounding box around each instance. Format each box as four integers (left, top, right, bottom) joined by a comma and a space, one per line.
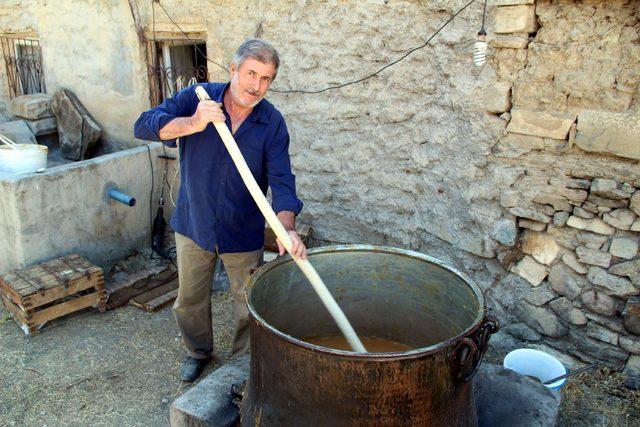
144, 144, 154, 248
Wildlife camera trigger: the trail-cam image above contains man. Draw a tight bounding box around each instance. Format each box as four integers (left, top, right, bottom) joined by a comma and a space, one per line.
134, 39, 307, 382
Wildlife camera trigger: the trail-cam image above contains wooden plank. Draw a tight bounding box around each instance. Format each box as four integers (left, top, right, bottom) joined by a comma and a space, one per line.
22, 273, 103, 309
29, 291, 104, 325
105, 266, 174, 309
1, 295, 30, 325
129, 278, 179, 308
137, 289, 178, 312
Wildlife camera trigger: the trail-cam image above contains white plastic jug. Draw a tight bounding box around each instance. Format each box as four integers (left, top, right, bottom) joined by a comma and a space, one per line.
0, 144, 48, 174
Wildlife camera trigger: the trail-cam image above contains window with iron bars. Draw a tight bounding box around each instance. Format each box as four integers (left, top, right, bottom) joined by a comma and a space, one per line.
146, 39, 208, 106
0, 37, 46, 98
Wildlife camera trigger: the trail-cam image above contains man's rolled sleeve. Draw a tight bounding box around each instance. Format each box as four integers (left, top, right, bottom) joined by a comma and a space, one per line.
266, 117, 303, 215
133, 87, 194, 147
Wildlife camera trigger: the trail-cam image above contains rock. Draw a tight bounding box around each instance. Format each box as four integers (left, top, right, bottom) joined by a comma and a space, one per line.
503, 322, 541, 341
577, 232, 608, 250
609, 237, 638, 259
0, 120, 37, 144
575, 109, 640, 161
549, 177, 591, 190
533, 192, 572, 212
623, 297, 640, 335
521, 231, 560, 265
548, 263, 588, 299
584, 312, 626, 333
588, 266, 637, 297
24, 117, 57, 136
566, 216, 615, 235
632, 220, 640, 232
549, 297, 587, 325
539, 204, 556, 217
490, 34, 530, 49
491, 218, 518, 246
7, 93, 53, 119
494, 5, 538, 34
494, 0, 535, 5
590, 178, 630, 200
587, 194, 629, 209
481, 82, 512, 114
51, 88, 101, 161
576, 246, 612, 268
494, 133, 543, 158
581, 290, 616, 316
631, 191, 640, 216
585, 322, 619, 345
562, 252, 588, 274
581, 200, 599, 213
620, 336, 640, 355
499, 190, 520, 208
507, 110, 576, 140
510, 206, 551, 223
569, 329, 628, 363
546, 225, 579, 249
623, 356, 640, 389
573, 206, 595, 219
609, 259, 640, 283
553, 211, 570, 227
518, 218, 547, 231
511, 256, 548, 286
602, 208, 636, 230
524, 282, 557, 306
514, 301, 567, 337
544, 138, 569, 153
558, 187, 589, 205
490, 274, 531, 309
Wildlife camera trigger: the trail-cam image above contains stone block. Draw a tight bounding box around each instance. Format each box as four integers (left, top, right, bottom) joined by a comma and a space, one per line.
481, 82, 512, 114
623, 297, 640, 335
553, 211, 570, 227
549, 177, 591, 190
546, 224, 579, 249
575, 109, 640, 161
25, 116, 57, 136
510, 206, 551, 223
489, 34, 530, 49
566, 216, 615, 235
590, 178, 629, 200
609, 237, 638, 259
603, 208, 636, 230
549, 263, 587, 299
576, 246, 612, 268
511, 256, 548, 286
521, 230, 560, 265
494, 5, 538, 34
631, 191, 640, 216
524, 282, 557, 306
576, 232, 608, 250
623, 356, 640, 390
7, 93, 53, 119
562, 252, 588, 274
586, 322, 619, 345
518, 218, 547, 231
581, 290, 616, 316
573, 206, 595, 219
51, 88, 101, 161
515, 301, 567, 337
558, 187, 588, 205
507, 110, 576, 140
533, 192, 572, 212
0, 119, 37, 144
581, 200, 599, 213
549, 297, 587, 325
588, 266, 635, 297
587, 194, 628, 209
609, 259, 640, 282
620, 336, 640, 355
491, 218, 518, 246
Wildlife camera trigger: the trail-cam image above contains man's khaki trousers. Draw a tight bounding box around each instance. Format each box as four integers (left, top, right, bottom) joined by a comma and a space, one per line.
173, 232, 263, 359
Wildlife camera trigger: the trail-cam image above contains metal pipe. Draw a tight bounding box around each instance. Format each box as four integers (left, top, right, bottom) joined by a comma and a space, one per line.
107, 188, 136, 207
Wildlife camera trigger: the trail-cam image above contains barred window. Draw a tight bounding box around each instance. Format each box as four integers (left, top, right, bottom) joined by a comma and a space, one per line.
0, 37, 46, 98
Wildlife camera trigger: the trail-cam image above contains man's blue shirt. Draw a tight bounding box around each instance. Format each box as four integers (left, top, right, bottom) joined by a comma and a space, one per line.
134, 82, 303, 253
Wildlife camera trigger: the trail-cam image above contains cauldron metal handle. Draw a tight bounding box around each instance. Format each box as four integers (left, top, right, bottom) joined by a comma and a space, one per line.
450, 315, 500, 382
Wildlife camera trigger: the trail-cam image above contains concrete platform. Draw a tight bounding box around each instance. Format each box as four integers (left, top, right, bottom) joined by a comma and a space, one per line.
170, 356, 560, 427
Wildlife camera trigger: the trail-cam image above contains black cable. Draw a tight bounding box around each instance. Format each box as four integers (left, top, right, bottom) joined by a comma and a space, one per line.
144, 144, 154, 248
480, 0, 487, 33
154, 0, 478, 94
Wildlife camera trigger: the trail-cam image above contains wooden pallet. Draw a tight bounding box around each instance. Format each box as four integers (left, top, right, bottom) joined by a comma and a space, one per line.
0, 254, 105, 335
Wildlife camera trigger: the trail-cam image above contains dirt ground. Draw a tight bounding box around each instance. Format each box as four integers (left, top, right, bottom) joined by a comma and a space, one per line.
1, 277, 639, 426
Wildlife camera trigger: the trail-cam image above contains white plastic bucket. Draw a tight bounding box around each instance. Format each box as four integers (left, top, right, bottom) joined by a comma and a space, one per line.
503, 348, 567, 390
0, 144, 48, 174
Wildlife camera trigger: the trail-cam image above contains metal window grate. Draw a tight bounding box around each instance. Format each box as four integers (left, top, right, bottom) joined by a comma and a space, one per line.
0, 37, 46, 98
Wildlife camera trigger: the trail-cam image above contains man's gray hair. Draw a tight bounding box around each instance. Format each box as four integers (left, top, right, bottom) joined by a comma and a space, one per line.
232, 38, 280, 74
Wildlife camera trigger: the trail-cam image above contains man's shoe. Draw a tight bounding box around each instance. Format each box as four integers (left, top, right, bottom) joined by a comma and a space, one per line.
180, 356, 210, 382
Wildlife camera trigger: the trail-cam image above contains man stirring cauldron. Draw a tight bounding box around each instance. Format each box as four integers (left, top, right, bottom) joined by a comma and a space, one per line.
134, 39, 307, 382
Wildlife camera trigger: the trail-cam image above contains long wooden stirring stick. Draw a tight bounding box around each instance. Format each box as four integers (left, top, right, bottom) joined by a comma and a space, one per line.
194, 85, 367, 352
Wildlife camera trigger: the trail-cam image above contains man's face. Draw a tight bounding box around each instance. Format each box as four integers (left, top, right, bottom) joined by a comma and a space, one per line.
228, 58, 276, 108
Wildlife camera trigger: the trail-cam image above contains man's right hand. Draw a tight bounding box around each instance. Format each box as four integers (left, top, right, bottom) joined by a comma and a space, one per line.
190, 100, 226, 132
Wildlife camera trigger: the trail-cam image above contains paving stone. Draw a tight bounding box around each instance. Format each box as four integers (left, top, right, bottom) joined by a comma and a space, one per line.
0, 119, 37, 144
524, 282, 557, 306
553, 211, 570, 227
24, 116, 57, 136
549, 263, 587, 299
7, 93, 53, 119
549, 297, 587, 325
511, 256, 548, 286
587, 194, 629, 209
588, 266, 637, 297
494, 5, 538, 34
507, 110, 575, 140
581, 290, 616, 316
603, 208, 636, 231
576, 246, 612, 268
533, 192, 572, 212
515, 301, 568, 337
51, 88, 102, 161
562, 252, 588, 274
577, 232, 609, 250
521, 231, 561, 265
566, 216, 615, 235
491, 218, 518, 246
623, 297, 640, 335
623, 355, 640, 389
511, 206, 552, 223
519, 218, 548, 231
585, 322, 619, 345
609, 237, 638, 259
590, 178, 630, 200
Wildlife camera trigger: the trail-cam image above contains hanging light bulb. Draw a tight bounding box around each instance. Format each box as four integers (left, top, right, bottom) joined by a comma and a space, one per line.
474, 29, 487, 67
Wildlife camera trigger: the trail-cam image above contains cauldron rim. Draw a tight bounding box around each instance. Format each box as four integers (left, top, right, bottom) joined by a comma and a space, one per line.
247, 244, 486, 359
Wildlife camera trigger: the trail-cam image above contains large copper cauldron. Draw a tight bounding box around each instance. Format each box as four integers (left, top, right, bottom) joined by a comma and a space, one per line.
242, 245, 499, 426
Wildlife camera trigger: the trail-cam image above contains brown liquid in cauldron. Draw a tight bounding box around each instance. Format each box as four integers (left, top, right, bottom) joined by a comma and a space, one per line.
304, 335, 414, 352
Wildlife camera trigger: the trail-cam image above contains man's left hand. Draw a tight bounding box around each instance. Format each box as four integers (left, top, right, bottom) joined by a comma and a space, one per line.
276, 230, 307, 260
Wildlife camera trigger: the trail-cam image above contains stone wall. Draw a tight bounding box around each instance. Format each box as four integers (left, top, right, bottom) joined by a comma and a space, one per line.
0, 0, 639, 375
